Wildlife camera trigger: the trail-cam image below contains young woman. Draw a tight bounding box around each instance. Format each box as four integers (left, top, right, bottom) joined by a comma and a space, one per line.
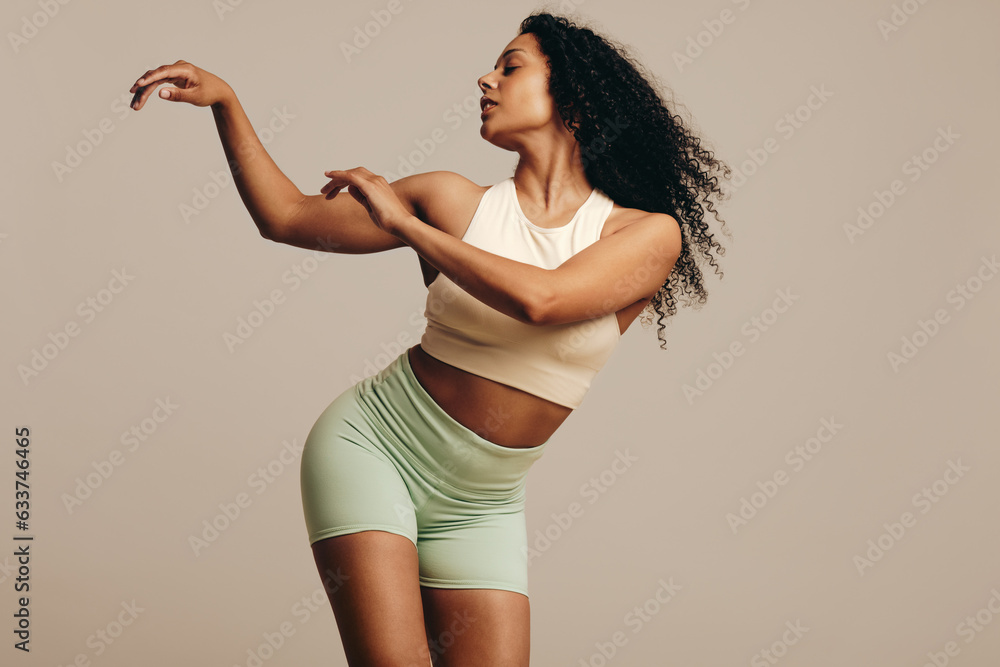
129, 11, 730, 666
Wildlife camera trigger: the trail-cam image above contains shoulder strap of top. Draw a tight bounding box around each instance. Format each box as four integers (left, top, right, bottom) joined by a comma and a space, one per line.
591, 188, 615, 243
457, 178, 508, 245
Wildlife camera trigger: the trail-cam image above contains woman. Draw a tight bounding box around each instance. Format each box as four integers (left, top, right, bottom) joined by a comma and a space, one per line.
129, 11, 730, 666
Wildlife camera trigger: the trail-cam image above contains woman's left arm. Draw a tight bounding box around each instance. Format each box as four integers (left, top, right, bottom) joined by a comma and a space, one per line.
393, 211, 682, 326
322, 166, 681, 326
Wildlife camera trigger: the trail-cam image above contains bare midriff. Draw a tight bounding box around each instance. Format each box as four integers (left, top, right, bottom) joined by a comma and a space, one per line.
406, 293, 645, 449
407, 344, 573, 449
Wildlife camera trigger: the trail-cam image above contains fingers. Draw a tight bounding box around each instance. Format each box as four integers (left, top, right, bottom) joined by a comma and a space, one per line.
130, 67, 167, 111
128, 63, 187, 110
131, 83, 163, 110
321, 170, 349, 195
320, 172, 367, 206
128, 69, 153, 94
321, 167, 374, 188
320, 168, 392, 202
319, 179, 344, 197
324, 167, 374, 180
130, 66, 170, 93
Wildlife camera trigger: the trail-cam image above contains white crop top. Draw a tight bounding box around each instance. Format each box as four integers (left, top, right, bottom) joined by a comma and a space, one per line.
419, 177, 622, 409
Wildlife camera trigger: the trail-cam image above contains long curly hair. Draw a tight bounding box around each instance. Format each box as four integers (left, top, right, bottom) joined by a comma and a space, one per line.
518, 11, 733, 349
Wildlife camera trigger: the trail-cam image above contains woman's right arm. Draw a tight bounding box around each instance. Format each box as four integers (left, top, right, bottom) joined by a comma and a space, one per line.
208, 88, 303, 242
128, 60, 415, 253
213, 89, 428, 253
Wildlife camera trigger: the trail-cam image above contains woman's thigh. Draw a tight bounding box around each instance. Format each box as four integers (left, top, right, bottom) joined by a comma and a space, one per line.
312, 530, 432, 667
420, 586, 530, 667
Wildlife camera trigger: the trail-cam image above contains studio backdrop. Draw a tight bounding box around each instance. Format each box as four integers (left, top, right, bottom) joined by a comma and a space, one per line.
2, 0, 998, 665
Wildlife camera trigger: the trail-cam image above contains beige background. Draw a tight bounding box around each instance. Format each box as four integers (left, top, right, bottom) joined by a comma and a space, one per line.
2, 0, 998, 664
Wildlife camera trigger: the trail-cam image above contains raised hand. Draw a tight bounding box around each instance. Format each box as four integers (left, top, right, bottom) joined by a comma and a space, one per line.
129, 60, 232, 110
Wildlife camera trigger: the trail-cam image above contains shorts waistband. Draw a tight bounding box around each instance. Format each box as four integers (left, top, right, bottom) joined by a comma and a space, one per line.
353, 348, 548, 494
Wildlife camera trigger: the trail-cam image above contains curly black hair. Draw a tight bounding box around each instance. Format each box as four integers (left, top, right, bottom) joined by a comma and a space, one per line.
517, 10, 733, 350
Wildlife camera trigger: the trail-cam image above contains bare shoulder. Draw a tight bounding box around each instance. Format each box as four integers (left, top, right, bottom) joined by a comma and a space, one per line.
601, 203, 681, 244
392, 171, 488, 289
391, 170, 486, 236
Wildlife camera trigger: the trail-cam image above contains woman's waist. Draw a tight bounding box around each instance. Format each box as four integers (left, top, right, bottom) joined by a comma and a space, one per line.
408, 344, 571, 448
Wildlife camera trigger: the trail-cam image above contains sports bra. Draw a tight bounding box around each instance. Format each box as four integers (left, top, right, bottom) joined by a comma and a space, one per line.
418, 177, 622, 409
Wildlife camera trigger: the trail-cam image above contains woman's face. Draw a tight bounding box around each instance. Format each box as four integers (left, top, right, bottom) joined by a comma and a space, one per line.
477, 33, 559, 149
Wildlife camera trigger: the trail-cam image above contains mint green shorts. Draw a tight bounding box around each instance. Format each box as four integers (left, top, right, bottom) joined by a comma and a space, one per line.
299, 348, 549, 597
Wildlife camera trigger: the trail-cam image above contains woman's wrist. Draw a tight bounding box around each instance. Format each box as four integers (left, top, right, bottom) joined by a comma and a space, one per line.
210, 83, 236, 111
389, 214, 421, 241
